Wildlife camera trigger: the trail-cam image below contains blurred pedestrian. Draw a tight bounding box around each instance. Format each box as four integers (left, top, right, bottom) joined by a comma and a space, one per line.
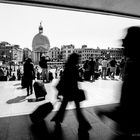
0, 66, 4, 81
83, 60, 90, 81
101, 57, 108, 80
94, 58, 100, 80
119, 58, 125, 80
39, 55, 48, 83
88, 57, 96, 82
17, 66, 21, 80
94, 58, 100, 72
9, 73, 16, 81
109, 57, 117, 79
95, 26, 140, 139
51, 53, 91, 132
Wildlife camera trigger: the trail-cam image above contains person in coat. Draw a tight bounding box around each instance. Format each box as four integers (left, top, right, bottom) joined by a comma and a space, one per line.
51, 53, 91, 132
23, 58, 35, 96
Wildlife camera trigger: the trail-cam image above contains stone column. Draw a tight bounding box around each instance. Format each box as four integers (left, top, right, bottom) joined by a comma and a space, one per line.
37, 52, 39, 63
35, 52, 38, 64
38, 52, 40, 62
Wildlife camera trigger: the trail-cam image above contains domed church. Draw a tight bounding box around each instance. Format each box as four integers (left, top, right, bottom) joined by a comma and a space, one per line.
32, 22, 50, 64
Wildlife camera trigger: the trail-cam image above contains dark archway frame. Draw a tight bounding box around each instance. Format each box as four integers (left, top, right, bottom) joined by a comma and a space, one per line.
1, 0, 140, 20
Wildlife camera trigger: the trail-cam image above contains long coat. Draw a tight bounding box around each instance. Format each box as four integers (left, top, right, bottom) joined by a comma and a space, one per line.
56, 65, 79, 101
23, 62, 35, 80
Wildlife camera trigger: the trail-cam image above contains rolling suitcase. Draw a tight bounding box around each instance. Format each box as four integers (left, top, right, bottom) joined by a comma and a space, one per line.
33, 81, 47, 100
30, 102, 54, 123
30, 101, 59, 123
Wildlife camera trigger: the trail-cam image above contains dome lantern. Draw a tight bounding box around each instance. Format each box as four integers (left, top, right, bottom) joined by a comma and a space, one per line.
39, 22, 43, 34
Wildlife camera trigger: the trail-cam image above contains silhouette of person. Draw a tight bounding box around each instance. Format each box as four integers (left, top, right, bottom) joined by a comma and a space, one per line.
83, 60, 90, 81
109, 57, 117, 79
119, 57, 125, 80
39, 55, 48, 83
88, 57, 96, 82
17, 66, 21, 80
9, 73, 16, 81
0, 66, 4, 80
101, 57, 108, 80
23, 58, 35, 96
95, 26, 140, 139
51, 53, 91, 132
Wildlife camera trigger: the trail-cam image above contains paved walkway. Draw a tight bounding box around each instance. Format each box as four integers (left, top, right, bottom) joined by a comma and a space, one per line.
0, 77, 122, 117
0, 77, 122, 140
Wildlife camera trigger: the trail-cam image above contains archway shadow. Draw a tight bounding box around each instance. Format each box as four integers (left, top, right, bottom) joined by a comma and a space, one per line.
6, 95, 27, 104
30, 120, 52, 140
30, 117, 89, 140
51, 123, 89, 140
51, 124, 64, 140
30, 119, 64, 140
78, 129, 89, 140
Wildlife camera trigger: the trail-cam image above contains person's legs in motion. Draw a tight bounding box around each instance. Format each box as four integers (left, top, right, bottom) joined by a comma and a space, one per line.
74, 100, 91, 131
51, 98, 68, 124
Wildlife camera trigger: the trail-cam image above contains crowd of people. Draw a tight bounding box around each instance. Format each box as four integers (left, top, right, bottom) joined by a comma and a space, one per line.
0, 56, 125, 83
77, 56, 125, 82
0, 65, 20, 81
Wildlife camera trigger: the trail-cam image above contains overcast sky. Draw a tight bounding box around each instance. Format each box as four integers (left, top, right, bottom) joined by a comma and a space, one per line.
0, 3, 140, 50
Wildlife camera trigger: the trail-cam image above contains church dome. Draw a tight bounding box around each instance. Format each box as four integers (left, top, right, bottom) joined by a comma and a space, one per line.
32, 23, 50, 51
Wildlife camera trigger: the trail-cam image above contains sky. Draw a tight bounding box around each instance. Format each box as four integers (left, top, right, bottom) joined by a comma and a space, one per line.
0, 3, 140, 50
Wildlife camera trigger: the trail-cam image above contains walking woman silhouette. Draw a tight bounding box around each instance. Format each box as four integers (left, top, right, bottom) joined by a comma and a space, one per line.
51, 53, 91, 132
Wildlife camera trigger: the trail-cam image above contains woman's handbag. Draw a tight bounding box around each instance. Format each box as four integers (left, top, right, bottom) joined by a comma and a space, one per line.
76, 89, 86, 102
